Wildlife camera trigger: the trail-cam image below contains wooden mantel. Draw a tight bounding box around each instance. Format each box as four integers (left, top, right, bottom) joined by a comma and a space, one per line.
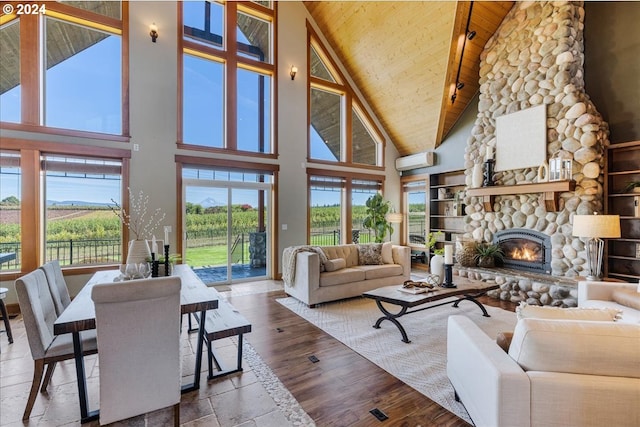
467, 180, 576, 212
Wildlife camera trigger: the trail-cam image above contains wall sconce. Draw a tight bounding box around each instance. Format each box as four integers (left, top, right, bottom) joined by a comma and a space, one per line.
290, 65, 298, 80
149, 23, 158, 43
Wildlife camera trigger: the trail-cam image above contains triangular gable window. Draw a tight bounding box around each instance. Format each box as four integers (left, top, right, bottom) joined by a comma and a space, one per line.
310, 46, 336, 83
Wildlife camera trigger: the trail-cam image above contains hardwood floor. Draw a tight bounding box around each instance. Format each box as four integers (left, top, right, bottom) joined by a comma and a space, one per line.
228, 290, 517, 427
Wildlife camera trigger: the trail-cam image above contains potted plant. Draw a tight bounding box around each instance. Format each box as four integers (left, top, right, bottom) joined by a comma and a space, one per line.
363, 193, 394, 243
474, 242, 504, 268
622, 180, 640, 193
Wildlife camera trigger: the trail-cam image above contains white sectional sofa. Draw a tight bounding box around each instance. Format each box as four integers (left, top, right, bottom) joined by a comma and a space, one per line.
447, 315, 640, 427
578, 280, 640, 323
283, 243, 410, 307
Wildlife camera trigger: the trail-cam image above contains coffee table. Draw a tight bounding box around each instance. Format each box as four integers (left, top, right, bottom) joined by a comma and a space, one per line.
362, 278, 499, 343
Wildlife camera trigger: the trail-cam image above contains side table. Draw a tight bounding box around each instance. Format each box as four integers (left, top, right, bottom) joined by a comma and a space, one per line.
0, 287, 13, 344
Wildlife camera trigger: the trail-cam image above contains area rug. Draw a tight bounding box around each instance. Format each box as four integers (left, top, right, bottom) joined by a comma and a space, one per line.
276, 296, 517, 424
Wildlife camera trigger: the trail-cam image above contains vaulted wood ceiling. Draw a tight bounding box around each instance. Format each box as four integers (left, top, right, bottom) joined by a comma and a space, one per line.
304, 1, 513, 157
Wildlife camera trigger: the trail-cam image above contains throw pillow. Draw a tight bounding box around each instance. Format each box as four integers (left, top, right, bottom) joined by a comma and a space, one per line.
611, 288, 640, 311
357, 244, 384, 265
312, 247, 329, 272
381, 242, 394, 264
324, 258, 346, 272
516, 302, 621, 322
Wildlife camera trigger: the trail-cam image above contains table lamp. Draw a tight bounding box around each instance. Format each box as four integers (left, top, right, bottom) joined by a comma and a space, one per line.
572, 213, 621, 280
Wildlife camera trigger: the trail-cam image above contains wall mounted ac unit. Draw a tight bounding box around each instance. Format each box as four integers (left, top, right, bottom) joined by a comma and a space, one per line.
395, 151, 435, 171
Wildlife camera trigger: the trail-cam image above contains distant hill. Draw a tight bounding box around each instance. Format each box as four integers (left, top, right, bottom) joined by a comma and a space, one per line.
199, 197, 225, 208
46, 200, 112, 208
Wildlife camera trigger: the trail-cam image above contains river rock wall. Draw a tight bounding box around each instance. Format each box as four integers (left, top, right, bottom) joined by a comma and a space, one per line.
463, 1, 609, 278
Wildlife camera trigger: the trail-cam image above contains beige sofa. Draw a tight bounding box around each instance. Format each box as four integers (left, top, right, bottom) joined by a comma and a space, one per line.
447, 315, 640, 427
578, 280, 640, 323
284, 243, 410, 307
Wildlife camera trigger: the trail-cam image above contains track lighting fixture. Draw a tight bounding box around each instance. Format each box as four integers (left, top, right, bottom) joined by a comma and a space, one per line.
451, 2, 474, 104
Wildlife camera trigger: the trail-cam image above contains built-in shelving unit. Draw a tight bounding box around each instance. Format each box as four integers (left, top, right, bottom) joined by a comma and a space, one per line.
605, 140, 640, 282
429, 170, 466, 257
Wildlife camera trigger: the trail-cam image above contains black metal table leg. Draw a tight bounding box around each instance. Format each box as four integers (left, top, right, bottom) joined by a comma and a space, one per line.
452, 294, 491, 317
372, 300, 411, 343
72, 332, 99, 423
0, 298, 13, 344
182, 309, 207, 393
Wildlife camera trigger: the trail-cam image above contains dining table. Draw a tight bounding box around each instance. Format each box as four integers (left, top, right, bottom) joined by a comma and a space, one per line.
53, 264, 219, 423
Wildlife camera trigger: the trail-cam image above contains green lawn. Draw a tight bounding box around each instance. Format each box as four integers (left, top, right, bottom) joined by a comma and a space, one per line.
185, 244, 250, 267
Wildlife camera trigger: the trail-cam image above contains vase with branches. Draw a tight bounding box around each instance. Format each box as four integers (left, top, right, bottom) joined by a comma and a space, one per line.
111, 188, 166, 264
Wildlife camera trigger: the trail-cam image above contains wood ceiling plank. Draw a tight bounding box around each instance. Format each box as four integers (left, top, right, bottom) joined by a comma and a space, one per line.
305, 1, 512, 156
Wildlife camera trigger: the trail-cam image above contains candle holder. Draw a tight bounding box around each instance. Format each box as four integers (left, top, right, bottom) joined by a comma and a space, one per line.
483, 159, 495, 187
151, 260, 160, 278
164, 244, 170, 276
441, 263, 456, 288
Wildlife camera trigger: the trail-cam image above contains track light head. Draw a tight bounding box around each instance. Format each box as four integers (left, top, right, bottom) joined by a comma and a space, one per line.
456, 82, 465, 90
467, 30, 476, 40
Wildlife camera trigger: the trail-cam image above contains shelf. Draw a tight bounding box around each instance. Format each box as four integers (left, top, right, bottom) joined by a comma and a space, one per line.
431, 198, 456, 202
431, 215, 464, 218
607, 169, 640, 176
431, 183, 465, 189
466, 180, 576, 212
608, 255, 640, 261
605, 140, 640, 282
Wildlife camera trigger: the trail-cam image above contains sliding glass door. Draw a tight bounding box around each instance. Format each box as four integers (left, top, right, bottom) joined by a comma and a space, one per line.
183, 170, 270, 285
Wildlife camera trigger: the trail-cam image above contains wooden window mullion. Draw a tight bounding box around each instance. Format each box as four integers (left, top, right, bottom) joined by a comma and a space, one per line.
20, 149, 41, 272
20, 15, 39, 126
226, 1, 238, 151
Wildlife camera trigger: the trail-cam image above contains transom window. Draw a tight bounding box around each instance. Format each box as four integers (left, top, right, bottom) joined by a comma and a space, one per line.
180, 1, 275, 155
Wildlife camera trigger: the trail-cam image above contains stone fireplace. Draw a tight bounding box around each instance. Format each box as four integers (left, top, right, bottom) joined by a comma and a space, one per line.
462, 1, 609, 280
493, 229, 552, 274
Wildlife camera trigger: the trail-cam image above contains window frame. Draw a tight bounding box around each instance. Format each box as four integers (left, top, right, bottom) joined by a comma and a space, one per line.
0, 138, 131, 280
177, 1, 278, 158
307, 168, 385, 245
0, 2, 129, 142
307, 22, 385, 170
401, 173, 429, 248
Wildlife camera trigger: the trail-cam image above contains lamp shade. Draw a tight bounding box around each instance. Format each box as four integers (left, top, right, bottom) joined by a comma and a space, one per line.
572, 214, 621, 238
386, 212, 403, 224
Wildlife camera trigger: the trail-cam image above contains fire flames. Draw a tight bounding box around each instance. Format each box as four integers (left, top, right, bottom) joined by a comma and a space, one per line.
511, 248, 537, 261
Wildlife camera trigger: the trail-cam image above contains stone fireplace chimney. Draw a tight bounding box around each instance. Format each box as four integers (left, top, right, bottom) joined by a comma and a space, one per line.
463, 1, 609, 278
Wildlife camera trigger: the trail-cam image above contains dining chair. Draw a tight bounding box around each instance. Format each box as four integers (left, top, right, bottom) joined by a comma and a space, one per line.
15, 269, 98, 421
91, 276, 182, 426
39, 260, 71, 316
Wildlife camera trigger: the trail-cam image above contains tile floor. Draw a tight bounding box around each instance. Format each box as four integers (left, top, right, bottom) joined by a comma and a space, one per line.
0, 280, 310, 427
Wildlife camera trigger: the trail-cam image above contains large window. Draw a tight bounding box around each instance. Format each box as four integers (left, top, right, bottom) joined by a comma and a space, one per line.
0, 19, 20, 124
180, 1, 275, 155
45, 18, 122, 134
308, 30, 383, 167
42, 155, 123, 266
309, 171, 384, 245
0, 143, 130, 275
403, 178, 428, 247
0, 151, 21, 271
0, 1, 127, 137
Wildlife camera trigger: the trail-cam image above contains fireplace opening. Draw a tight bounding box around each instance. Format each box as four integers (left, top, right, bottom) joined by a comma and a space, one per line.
493, 229, 552, 274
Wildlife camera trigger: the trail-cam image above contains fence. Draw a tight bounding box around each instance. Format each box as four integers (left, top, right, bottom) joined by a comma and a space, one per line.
0, 238, 121, 270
